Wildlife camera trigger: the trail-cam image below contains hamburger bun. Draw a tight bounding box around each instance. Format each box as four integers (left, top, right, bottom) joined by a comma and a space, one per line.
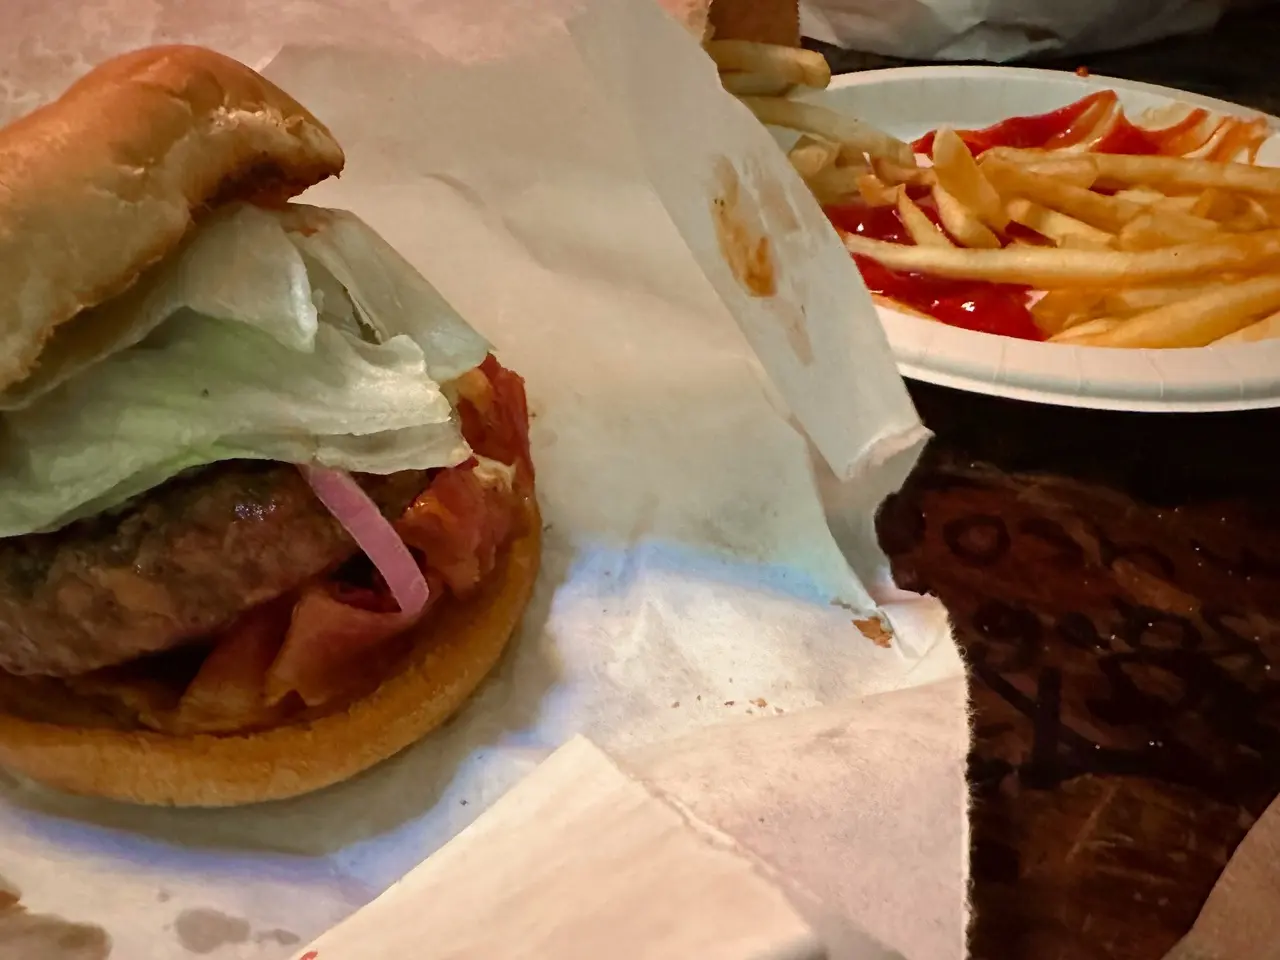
0, 44, 344, 395
0, 497, 540, 807
0, 46, 541, 807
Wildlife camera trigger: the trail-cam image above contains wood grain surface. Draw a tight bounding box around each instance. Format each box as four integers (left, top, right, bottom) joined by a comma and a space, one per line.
878, 381, 1280, 959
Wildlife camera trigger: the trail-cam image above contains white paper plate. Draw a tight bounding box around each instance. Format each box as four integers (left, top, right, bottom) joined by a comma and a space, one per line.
801, 67, 1280, 412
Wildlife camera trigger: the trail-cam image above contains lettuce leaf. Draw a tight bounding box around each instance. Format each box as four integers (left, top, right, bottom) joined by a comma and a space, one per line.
0, 204, 491, 537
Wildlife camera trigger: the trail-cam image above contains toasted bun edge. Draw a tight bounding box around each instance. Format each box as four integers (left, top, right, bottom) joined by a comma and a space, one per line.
0, 44, 345, 394
0, 495, 542, 807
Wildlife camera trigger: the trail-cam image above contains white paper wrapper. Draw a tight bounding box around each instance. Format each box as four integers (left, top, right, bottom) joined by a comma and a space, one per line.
0, 1, 963, 957
801, 0, 1228, 62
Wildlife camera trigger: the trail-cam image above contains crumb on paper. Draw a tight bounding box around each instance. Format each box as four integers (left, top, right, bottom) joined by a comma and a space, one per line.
671, 701, 680, 708
774, 706, 785, 715
697, 695, 702, 701
724, 700, 736, 707
460, 799, 468, 806
854, 617, 894, 648
751, 697, 768, 708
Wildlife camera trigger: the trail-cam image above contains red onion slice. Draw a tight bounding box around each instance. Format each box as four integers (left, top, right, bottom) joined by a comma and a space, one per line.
298, 465, 430, 618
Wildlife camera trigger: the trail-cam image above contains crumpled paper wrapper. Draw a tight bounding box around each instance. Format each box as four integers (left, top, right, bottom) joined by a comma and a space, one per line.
800, 0, 1229, 62
295, 736, 829, 960
1163, 790, 1280, 960
0, 0, 965, 957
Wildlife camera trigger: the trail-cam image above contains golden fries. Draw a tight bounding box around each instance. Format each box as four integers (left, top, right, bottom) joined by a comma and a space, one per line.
786, 135, 840, 180
720, 72, 793, 97
933, 128, 1009, 230
706, 40, 832, 91
1090, 153, 1280, 196
803, 162, 870, 204
1215, 308, 1280, 343
897, 191, 953, 248
1031, 290, 1107, 335
1049, 317, 1122, 343
1103, 281, 1232, 315
931, 183, 1001, 248
873, 156, 935, 188
738, 96, 916, 167
1064, 274, 1280, 348
982, 156, 1144, 232
1006, 199, 1114, 249
840, 229, 1280, 288
1116, 211, 1221, 251
724, 61, 1280, 352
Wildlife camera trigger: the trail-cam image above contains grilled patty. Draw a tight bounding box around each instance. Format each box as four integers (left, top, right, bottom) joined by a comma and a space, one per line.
0, 461, 429, 677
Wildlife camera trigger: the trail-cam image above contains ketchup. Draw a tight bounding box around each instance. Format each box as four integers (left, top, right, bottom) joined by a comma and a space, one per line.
874, 92, 1261, 341
913, 90, 1117, 157
826, 199, 1044, 342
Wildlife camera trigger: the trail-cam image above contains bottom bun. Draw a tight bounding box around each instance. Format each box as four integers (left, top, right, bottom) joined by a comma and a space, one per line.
0, 495, 542, 807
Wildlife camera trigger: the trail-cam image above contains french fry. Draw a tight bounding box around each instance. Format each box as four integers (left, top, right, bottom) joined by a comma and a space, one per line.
982, 149, 1101, 188
804, 163, 871, 204
720, 72, 792, 97
1066, 274, 1280, 348
931, 183, 1001, 248
1050, 317, 1122, 343
983, 155, 1144, 232
839, 229, 1280, 288
873, 156, 935, 188
933, 128, 1009, 230
1019, 158, 1102, 190
1090, 153, 1280, 197
897, 190, 953, 248
1114, 187, 1170, 205
1006, 198, 1114, 249
1103, 281, 1233, 316
1031, 289, 1107, 335
706, 40, 832, 90
739, 96, 916, 166
787, 135, 839, 180
855, 173, 898, 207
1225, 198, 1273, 232
1117, 210, 1221, 251
1214, 308, 1280, 344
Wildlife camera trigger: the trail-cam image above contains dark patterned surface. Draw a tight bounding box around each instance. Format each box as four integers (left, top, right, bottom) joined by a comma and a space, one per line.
826, 10, 1280, 958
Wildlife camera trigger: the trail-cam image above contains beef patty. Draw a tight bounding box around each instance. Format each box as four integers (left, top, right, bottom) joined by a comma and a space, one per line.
0, 461, 429, 677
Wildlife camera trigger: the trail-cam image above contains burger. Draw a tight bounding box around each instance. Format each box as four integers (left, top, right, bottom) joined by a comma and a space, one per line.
0, 46, 540, 807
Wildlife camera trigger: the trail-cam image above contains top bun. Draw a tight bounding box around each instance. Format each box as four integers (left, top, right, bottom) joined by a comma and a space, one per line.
0, 45, 345, 394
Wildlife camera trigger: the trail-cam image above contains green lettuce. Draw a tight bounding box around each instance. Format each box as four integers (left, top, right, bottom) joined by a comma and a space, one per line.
0, 204, 491, 537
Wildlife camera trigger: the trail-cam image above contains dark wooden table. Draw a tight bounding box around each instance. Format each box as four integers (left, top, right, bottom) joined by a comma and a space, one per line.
821, 9, 1280, 958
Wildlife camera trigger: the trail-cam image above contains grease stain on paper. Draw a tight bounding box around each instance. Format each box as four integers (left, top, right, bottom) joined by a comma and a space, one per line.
711, 156, 778, 299
0, 874, 112, 959
255, 928, 302, 946
173, 908, 250, 955
709, 156, 816, 365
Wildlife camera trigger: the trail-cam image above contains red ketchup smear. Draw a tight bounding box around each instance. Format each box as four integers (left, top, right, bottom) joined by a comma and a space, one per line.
1088, 111, 1163, 155
826, 200, 1043, 342
913, 90, 1117, 157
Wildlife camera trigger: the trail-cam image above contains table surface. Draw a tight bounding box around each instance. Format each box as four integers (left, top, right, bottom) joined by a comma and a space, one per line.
825, 8, 1280, 959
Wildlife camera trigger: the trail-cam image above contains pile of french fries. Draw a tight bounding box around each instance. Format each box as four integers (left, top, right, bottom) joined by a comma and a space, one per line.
708, 39, 1280, 350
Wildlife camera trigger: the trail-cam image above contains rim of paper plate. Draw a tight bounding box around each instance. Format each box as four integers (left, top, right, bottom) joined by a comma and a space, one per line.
808, 66, 1280, 413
